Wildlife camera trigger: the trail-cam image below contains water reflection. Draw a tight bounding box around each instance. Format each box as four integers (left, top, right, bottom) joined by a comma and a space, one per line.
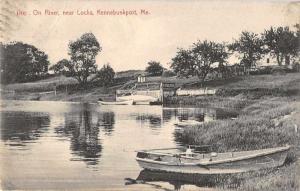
99, 112, 115, 135
162, 109, 173, 123
0, 101, 241, 190
0, 111, 50, 148
56, 104, 103, 165
165, 107, 237, 123
126, 170, 242, 190
135, 114, 162, 128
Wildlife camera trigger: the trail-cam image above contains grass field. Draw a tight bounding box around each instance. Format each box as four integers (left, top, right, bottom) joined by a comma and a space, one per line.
182, 73, 300, 89
221, 73, 300, 89
2, 75, 78, 92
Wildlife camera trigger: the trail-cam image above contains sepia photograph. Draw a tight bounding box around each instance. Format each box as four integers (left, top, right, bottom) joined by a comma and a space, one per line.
0, 0, 299, 190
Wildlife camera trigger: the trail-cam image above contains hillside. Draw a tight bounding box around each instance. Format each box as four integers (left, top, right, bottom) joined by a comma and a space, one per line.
1, 73, 300, 103
2, 70, 145, 92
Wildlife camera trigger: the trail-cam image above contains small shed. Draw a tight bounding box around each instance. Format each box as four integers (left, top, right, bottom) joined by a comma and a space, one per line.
137, 74, 146, 83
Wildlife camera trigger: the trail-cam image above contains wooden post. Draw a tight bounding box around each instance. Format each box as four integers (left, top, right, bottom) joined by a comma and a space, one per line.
54, 85, 57, 96
160, 82, 164, 104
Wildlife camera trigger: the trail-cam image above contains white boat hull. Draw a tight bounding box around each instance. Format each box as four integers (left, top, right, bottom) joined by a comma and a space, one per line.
117, 95, 158, 104
98, 100, 133, 105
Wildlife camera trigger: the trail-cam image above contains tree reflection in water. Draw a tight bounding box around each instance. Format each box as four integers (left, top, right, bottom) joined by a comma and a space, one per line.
58, 103, 103, 166
135, 114, 162, 129
99, 112, 115, 136
0, 112, 50, 147
125, 169, 242, 190
162, 109, 173, 123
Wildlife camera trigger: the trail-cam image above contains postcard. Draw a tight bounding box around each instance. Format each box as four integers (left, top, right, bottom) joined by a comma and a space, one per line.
1, 0, 299, 190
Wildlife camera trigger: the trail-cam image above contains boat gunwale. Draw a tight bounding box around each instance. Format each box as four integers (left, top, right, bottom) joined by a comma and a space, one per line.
136, 157, 199, 166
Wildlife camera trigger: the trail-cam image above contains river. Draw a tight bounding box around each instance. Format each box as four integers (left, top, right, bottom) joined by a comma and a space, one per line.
0, 100, 237, 190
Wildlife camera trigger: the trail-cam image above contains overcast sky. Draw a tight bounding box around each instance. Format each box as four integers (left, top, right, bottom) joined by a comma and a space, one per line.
3, 0, 299, 71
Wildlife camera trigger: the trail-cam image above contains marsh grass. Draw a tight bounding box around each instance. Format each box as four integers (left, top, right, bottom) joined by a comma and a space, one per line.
165, 96, 253, 109
219, 162, 300, 191
175, 97, 300, 191
175, 99, 298, 152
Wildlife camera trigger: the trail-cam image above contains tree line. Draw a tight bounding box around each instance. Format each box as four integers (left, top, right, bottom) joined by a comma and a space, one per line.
0, 42, 50, 84
169, 24, 299, 84
1, 24, 299, 86
136, 24, 299, 82
1, 33, 115, 87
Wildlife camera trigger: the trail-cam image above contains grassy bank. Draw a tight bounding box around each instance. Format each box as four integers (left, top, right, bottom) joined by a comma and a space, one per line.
183, 73, 300, 89
171, 73, 300, 191
2, 75, 78, 92
0, 75, 120, 102
220, 162, 300, 191
174, 97, 300, 190
165, 95, 253, 109
175, 98, 299, 151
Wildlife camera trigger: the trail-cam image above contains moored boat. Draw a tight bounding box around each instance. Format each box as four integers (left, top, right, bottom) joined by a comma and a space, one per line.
117, 94, 158, 105
98, 100, 133, 105
136, 145, 290, 174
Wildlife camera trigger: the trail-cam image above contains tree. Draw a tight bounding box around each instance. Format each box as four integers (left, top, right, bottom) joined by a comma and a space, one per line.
228, 31, 264, 69
192, 41, 228, 82
262, 26, 298, 66
170, 48, 194, 77
0, 42, 49, 84
171, 40, 228, 84
94, 64, 115, 87
49, 59, 70, 75
295, 24, 300, 39
67, 33, 101, 86
145, 61, 164, 76
162, 70, 176, 77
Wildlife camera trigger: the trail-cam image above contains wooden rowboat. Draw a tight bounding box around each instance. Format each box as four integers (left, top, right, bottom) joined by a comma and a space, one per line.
136, 145, 290, 174
98, 100, 133, 105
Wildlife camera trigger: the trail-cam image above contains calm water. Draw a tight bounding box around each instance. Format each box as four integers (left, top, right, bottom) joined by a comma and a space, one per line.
0, 100, 237, 190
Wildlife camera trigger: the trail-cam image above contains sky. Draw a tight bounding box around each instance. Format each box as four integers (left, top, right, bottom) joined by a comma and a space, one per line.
2, 0, 299, 71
